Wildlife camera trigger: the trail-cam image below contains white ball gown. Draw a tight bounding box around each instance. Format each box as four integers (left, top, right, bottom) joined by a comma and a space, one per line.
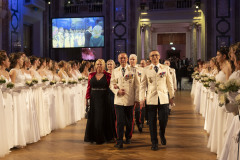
207, 71, 227, 157
0, 80, 10, 157
1, 76, 14, 149
24, 72, 40, 143
11, 69, 27, 147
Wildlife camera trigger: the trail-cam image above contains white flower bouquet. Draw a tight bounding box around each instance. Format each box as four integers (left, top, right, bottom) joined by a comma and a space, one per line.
195, 75, 200, 81
61, 79, 66, 84
0, 77, 6, 84
192, 71, 199, 78
26, 80, 34, 87
50, 80, 57, 85
219, 94, 229, 107
208, 76, 216, 82
203, 82, 210, 88
42, 77, 49, 83
32, 78, 38, 84
6, 82, 14, 89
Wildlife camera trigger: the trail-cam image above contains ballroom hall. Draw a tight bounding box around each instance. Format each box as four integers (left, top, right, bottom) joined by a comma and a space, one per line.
0, 0, 240, 160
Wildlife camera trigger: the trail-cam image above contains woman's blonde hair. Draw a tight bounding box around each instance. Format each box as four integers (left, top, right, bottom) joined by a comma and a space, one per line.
107, 59, 115, 69
95, 59, 105, 71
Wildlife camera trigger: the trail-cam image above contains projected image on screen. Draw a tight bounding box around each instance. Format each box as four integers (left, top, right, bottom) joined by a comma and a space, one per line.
52, 17, 104, 48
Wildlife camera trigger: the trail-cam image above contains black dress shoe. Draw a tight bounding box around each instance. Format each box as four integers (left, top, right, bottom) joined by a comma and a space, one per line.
114, 143, 123, 149
151, 144, 158, 151
138, 124, 143, 133
124, 139, 131, 144
160, 136, 166, 145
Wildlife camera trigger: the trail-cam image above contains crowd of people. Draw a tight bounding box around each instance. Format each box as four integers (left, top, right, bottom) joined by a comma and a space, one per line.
0, 49, 179, 157
191, 42, 240, 160
0, 50, 96, 157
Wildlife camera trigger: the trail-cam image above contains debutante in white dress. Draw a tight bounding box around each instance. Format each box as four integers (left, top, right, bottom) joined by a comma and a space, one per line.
74, 70, 83, 121
194, 70, 205, 113
24, 72, 40, 144
54, 73, 66, 129
11, 68, 27, 147
220, 71, 240, 160
204, 69, 218, 133
207, 71, 227, 157
29, 68, 46, 137
59, 70, 71, 126
0, 78, 10, 157
199, 73, 210, 117
1, 76, 14, 149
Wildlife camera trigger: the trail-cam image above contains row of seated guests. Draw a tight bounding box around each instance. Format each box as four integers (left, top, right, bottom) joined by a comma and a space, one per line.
191, 42, 240, 160
0, 50, 105, 158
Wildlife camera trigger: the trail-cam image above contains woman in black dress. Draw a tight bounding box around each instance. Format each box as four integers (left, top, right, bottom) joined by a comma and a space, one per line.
84, 59, 115, 144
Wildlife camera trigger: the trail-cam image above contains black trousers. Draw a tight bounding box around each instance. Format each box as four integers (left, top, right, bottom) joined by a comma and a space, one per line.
135, 105, 145, 126
115, 105, 134, 144
148, 99, 169, 145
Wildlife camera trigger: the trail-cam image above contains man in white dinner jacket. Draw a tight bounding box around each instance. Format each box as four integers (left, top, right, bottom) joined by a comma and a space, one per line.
110, 53, 140, 149
140, 50, 174, 151
129, 54, 145, 133
164, 59, 177, 92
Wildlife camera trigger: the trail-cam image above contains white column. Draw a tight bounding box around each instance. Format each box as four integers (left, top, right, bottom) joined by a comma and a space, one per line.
141, 26, 145, 59
190, 24, 197, 65
197, 24, 202, 60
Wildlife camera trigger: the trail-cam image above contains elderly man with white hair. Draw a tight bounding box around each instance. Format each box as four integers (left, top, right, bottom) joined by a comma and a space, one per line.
110, 53, 140, 149
129, 54, 145, 133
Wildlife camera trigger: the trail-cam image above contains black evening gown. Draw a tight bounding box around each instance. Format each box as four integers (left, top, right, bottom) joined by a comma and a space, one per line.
84, 75, 115, 144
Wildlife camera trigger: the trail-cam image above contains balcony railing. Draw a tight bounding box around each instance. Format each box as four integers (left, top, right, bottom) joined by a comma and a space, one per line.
142, 0, 194, 11
64, 2, 103, 14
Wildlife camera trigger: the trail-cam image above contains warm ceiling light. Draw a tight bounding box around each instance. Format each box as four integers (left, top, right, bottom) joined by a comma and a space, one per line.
196, 5, 199, 9
48, 1, 51, 4
141, 12, 148, 15
140, 18, 150, 22
170, 42, 173, 45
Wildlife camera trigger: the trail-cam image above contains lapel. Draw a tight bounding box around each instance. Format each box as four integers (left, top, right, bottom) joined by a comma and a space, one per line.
124, 65, 130, 76
157, 64, 163, 74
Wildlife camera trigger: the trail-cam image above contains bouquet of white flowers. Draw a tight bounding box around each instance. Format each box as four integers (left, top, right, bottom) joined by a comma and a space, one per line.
0, 77, 6, 84
192, 71, 199, 79
195, 75, 200, 81
6, 82, 14, 89
224, 79, 240, 92
208, 76, 216, 82
200, 74, 208, 83
50, 80, 57, 85
203, 82, 210, 88
219, 94, 229, 107
32, 78, 38, 84
42, 77, 49, 83
78, 77, 83, 81
61, 79, 66, 84
26, 80, 34, 87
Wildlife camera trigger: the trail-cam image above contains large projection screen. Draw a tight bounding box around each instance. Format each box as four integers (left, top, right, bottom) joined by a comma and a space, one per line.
52, 17, 104, 48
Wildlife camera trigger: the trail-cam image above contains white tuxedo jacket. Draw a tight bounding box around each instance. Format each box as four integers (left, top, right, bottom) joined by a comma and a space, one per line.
110, 65, 140, 106
169, 68, 177, 91
140, 64, 174, 105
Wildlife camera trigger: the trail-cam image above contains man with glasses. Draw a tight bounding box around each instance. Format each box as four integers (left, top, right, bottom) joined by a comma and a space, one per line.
110, 53, 140, 149
140, 50, 174, 151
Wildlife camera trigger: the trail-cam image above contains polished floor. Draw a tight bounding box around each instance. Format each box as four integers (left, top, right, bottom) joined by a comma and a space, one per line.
2, 91, 216, 160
